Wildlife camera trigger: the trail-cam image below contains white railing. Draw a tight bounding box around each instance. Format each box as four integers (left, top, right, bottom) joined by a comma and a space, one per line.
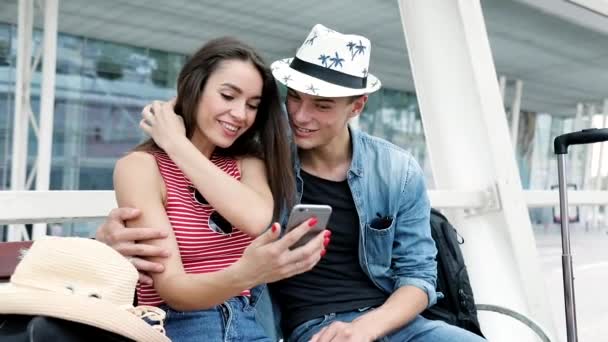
3, 189, 608, 225
523, 190, 608, 207
0, 190, 115, 224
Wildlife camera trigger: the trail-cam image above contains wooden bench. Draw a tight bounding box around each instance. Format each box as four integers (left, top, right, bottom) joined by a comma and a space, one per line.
0, 241, 33, 282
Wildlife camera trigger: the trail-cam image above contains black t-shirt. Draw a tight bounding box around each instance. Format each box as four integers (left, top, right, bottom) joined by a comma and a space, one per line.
272, 170, 387, 334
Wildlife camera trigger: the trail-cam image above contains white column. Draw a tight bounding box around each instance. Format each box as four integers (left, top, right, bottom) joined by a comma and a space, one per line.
583, 104, 596, 231
593, 108, 608, 191
582, 104, 596, 192
10, 0, 33, 192
498, 75, 507, 101
32, 0, 59, 240
571, 103, 584, 184
398, 1, 555, 340
510, 79, 523, 149
62, 102, 82, 190
8, 0, 34, 241
593, 99, 608, 230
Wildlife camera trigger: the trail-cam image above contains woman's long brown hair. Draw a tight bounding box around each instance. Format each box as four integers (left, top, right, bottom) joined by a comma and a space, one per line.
135, 37, 294, 220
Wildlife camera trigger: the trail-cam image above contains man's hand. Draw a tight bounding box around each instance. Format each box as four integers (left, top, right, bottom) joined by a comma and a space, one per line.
95, 207, 170, 285
310, 321, 375, 342
233, 219, 331, 286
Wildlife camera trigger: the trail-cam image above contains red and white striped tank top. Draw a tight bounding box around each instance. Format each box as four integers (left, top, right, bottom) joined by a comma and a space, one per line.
136, 151, 254, 306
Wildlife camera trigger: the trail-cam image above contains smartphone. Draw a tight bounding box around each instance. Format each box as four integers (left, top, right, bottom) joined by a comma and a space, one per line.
286, 204, 332, 249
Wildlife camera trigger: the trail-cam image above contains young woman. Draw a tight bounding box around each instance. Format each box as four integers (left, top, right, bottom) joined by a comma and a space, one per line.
113, 37, 329, 341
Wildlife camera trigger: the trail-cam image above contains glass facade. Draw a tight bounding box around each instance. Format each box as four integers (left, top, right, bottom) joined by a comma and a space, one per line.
0, 23, 185, 192
360, 88, 427, 165
0, 23, 14, 189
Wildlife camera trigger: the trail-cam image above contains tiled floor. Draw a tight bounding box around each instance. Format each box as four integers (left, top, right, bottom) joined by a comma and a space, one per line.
536, 227, 608, 342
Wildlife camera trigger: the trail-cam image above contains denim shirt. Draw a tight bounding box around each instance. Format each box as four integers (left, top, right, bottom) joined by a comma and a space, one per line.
295, 127, 438, 304
255, 127, 439, 339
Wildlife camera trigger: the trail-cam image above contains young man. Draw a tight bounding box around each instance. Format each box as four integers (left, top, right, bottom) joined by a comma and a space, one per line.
97, 25, 485, 341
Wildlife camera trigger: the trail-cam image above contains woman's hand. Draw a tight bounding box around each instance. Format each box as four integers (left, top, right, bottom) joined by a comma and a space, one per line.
140, 99, 186, 151
233, 219, 330, 286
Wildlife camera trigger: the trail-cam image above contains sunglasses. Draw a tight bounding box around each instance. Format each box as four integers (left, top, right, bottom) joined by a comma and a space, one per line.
188, 186, 233, 235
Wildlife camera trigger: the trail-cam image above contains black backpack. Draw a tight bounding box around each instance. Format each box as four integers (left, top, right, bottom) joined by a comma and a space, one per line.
421, 209, 485, 337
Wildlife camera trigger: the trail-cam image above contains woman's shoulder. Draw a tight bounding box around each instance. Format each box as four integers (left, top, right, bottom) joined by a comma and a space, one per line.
235, 155, 264, 171
116, 150, 157, 167
114, 151, 161, 181
235, 155, 263, 163
114, 151, 167, 206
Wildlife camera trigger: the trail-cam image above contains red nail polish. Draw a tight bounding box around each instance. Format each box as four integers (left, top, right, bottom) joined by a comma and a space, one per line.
271, 224, 277, 233
320, 249, 326, 257
324, 230, 332, 238
323, 238, 330, 247
308, 217, 318, 227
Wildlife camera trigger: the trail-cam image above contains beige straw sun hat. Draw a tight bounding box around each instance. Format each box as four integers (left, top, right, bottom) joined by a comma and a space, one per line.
0, 237, 170, 342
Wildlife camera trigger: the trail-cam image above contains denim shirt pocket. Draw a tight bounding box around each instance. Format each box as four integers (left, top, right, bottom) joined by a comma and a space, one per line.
364, 219, 395, 270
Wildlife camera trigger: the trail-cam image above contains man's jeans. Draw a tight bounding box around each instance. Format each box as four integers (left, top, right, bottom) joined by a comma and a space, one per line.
288, 308, 486, 342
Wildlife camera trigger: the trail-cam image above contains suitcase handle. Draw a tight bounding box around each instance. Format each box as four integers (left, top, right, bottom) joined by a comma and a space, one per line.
554, 128, 608, 154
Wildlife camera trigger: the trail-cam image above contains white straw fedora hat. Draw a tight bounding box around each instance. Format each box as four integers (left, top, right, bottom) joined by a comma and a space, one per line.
271, 24, 381, 97
0, 237, 169, 342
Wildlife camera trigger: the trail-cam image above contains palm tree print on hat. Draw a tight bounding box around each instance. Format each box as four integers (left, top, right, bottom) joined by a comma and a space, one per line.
347, 41, 356, 54
282, 75, 292, 86
371, 79, 379, 88
318, 54, 330, 67
352, 40, 367, 60
347, 40, 367, 60
362, 68, 368, 77
305, 32, 318, 46
307, 84, 319, 95
329, 52, 344, 69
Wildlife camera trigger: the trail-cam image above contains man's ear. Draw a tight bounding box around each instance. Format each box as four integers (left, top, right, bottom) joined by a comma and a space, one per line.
349, 94, 368, 119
